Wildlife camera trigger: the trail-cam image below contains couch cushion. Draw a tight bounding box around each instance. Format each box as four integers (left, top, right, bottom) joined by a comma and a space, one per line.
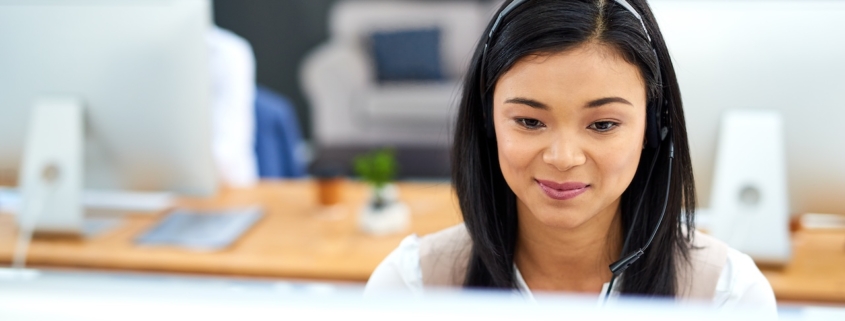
370, 27, 444, 82
357, 81, 460, 126
330, 1, 486, 79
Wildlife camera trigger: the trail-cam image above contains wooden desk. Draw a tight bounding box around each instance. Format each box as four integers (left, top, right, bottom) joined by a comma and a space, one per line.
761, 229, 845, 304
0, 180, 843, 304
0, 181, 462, 281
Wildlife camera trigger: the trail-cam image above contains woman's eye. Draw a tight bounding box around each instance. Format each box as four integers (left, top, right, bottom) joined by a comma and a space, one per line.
517, 118, 545, 129
589, 121, 618, 132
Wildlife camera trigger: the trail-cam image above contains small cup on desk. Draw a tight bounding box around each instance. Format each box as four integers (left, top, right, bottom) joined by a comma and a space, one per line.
314, 167, 345, 206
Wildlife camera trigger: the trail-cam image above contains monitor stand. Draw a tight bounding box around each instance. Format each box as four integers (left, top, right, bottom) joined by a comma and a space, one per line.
15, 99, 174, 239
12, 98, 85, 269
18, 98, 85, 237
709, 109, 792, 265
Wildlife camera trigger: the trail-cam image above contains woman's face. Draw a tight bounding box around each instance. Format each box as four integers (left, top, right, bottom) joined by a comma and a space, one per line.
493, 43, 647, 230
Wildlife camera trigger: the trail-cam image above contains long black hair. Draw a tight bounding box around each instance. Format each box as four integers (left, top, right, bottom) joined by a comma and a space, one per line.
451, 0, 696, 296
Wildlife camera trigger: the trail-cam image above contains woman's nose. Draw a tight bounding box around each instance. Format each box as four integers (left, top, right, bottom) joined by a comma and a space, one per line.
542, 136, 587, 172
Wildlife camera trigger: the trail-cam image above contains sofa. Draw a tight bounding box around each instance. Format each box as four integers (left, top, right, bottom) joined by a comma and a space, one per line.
300, 0, 499, 176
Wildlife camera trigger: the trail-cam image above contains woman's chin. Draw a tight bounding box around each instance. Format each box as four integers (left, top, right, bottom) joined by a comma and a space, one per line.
529, 207, 595, 230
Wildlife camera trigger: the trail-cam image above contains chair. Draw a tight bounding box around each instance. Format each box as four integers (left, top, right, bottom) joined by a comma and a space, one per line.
301, 0, 494, 150
254, 86, 307, 179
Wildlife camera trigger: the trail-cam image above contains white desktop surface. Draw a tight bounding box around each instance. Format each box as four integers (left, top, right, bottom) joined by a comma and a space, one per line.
0, 269, 841, 321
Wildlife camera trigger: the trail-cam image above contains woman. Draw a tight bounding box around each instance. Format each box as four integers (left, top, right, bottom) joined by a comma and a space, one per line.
365, 0, 776, 311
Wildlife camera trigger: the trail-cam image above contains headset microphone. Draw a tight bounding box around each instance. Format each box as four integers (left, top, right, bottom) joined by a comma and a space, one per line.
605, 138, 674, 300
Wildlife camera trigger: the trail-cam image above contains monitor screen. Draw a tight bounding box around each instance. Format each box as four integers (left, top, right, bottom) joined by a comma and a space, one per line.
0, 0, 217, 196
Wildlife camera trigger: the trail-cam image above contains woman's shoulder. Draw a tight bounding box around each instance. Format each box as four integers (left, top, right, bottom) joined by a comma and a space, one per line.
418, 223, 471, 255
689, 230, 777, 316
675, 231, 776, 316
363, 233, 424, 295
677, 230, 731, 299
714, 246, 778, 313
418, 224, 472, 286
364, 224, 471, 295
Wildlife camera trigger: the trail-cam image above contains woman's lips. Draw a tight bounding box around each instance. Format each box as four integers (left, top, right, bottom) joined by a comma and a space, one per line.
536, 179, 589, 201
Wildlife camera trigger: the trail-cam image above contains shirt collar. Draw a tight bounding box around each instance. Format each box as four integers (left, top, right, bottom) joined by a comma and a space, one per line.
512, 264, 621, 306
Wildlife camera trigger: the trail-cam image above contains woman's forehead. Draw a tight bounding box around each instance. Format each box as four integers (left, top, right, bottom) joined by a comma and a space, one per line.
494, 43, 647, 108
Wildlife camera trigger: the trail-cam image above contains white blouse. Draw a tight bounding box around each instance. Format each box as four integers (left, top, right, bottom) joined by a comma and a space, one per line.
365, 234, 778, 317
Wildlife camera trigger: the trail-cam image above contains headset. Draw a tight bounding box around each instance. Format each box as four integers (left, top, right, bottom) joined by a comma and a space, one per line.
477, 0, 675, 300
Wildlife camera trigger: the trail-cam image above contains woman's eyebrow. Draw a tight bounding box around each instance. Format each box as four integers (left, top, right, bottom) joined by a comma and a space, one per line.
504, 97, 548, 110
504, 96, 633, 109
585, 97, 633, 108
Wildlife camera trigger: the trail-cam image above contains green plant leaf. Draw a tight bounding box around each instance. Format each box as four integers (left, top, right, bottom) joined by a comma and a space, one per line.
352, 148, 397, 188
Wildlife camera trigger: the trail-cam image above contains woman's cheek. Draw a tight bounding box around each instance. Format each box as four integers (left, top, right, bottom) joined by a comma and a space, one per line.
497, 131, 535, 190
601, 140, 643, 192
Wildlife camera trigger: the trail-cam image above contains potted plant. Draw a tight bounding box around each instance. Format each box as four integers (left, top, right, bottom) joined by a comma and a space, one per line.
353, 148, 409, 235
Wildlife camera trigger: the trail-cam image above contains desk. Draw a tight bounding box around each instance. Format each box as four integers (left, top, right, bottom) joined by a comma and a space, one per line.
761, 229, 845, 304
0, 181, 843, 303
0, 181, 461, 281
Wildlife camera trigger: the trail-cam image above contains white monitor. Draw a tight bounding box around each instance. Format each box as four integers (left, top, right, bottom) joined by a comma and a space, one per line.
651, 0, 845, 216
0, 269, 790, 321
0, 0, 217, 233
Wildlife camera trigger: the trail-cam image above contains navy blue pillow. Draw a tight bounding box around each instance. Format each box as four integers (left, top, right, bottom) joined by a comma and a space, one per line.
370, 28, 444, 82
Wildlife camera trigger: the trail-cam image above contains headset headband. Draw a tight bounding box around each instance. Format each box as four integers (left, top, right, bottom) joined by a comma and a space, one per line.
480, 0, 667, 146
483, 0, 655, 91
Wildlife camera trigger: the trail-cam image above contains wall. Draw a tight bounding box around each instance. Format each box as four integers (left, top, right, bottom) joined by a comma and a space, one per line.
213, 0, 493, 177
212, 0, 493, 140
213, 0, 340, 139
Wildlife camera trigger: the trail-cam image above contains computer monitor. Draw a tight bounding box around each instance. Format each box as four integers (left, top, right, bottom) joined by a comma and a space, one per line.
0, 0, 217, 233
651, 0, 845, 216
0, 269, 780, 321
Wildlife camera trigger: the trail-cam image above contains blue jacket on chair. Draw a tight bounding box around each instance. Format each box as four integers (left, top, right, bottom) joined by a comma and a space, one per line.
254, 85, 306, 178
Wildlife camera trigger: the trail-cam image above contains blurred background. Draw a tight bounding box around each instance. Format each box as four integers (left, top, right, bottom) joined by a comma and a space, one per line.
214, 0, 498, 179
0, 0, 844, 319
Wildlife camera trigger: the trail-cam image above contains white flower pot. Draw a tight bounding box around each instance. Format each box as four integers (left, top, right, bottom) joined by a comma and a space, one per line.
359, 184, 409, 235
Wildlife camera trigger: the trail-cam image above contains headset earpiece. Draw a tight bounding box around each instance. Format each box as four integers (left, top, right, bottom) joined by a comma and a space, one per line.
646, 101, 661, 148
